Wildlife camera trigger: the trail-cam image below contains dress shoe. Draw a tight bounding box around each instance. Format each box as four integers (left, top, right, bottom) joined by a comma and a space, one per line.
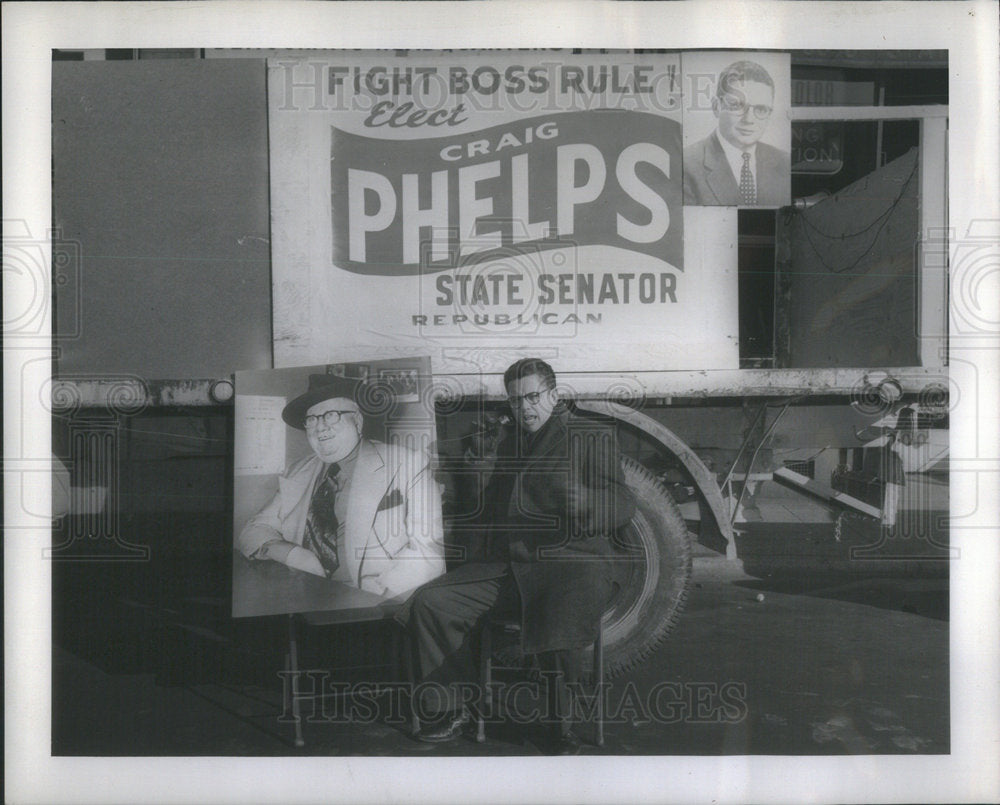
414, 708, 469, 743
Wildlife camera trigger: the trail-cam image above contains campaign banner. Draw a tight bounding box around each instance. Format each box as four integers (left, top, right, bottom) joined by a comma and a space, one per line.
331, 110, 682, 275
268, 52, 739, 373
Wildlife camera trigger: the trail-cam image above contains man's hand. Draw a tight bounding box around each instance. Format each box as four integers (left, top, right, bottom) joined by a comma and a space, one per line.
285, 546, 326, 576
259, 539, 293, 563
465, 412, 509, 460
360, 576, 389, 596
259, 540, 326, 577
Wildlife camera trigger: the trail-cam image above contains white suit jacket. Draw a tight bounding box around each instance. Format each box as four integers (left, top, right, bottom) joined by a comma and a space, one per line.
237, 439, 445, 597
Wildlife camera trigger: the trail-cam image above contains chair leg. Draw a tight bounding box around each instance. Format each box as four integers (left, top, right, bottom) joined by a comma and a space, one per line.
397, 628, 420, 735
477, 624, 491, 743
594, 621, 604, 747
283, 651, 291, 719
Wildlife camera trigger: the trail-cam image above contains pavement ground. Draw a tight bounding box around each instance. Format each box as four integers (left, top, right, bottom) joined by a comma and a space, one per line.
52, 552, 948, 756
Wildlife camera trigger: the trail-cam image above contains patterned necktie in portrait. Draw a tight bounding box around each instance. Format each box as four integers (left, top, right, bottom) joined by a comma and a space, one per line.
304, 462, 342, 577
739, 152, 756, 206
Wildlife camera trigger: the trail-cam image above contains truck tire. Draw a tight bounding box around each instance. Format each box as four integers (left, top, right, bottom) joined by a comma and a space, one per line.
597, 456, 693, 679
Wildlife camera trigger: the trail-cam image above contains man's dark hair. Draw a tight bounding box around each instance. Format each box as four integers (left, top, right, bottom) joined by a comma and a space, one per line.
503, 357, 557, 391
717, 60, 775, 97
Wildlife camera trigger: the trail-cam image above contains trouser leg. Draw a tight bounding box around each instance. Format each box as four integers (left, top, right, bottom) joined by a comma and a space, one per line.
536, 648, 584, 737
407, 571, 518, 716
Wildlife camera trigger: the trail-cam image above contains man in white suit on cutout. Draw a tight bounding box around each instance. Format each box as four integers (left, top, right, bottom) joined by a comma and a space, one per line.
237, 374, 445, 598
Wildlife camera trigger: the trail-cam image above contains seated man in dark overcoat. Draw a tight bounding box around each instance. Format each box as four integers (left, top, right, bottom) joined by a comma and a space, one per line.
396, 357, 636, 753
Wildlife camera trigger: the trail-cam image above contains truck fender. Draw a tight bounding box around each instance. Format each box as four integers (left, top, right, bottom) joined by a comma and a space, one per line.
576, 399, 735, 558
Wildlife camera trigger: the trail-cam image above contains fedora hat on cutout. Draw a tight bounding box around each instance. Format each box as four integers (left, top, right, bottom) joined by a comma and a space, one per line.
281, 374, 368, 430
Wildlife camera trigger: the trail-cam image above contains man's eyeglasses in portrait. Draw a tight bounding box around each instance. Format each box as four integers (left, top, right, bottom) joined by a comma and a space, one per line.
718, 94, 773, 120
304, 410, 356, 429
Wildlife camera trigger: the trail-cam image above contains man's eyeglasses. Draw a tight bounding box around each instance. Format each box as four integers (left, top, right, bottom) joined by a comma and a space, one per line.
304, 410, 356, 429
718, 94, 772, 120
507, 390, 550, 408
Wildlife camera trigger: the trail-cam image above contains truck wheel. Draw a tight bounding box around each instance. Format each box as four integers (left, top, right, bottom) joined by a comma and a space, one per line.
597, 456, 693, 679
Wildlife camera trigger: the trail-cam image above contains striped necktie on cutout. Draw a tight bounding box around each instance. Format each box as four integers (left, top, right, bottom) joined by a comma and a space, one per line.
304, 462, 341, 577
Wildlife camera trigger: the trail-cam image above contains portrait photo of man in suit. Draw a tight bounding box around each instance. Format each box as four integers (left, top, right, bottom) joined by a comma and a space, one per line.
683, 59, 791, 208
235, 373, 445, 601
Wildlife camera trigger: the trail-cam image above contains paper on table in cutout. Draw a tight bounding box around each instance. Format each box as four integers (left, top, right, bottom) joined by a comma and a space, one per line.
235, 395, 287, 475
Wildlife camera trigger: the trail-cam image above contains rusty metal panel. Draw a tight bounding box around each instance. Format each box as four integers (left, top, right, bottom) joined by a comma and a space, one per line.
55, 365, 948, 409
